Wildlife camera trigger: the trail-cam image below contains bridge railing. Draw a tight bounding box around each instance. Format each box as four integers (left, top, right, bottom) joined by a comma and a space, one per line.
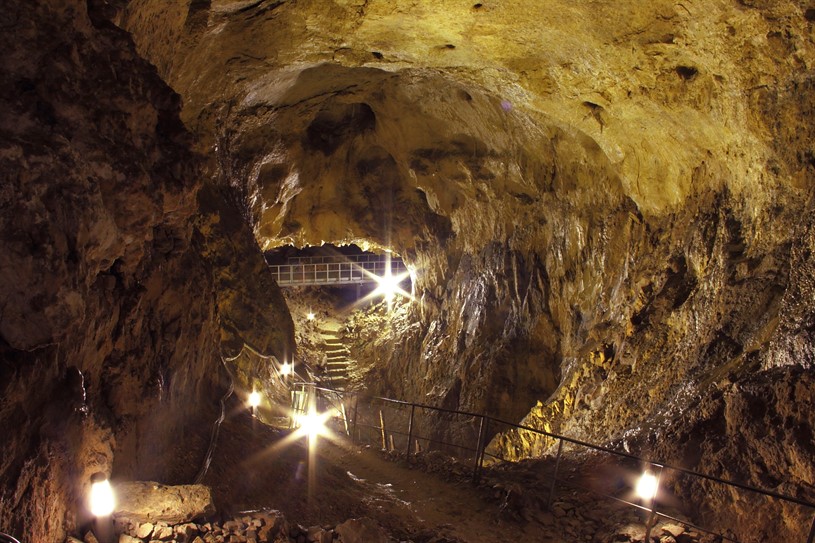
268, 257, 407, 286
290, 383, 815, 543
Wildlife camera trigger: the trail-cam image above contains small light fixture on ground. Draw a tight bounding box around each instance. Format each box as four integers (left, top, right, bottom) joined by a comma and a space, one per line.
306, 312, 315, 321
89, 474, 115, 517
248, 390, 261, 409
636, 470, 659, 501
296, 409, 330, 438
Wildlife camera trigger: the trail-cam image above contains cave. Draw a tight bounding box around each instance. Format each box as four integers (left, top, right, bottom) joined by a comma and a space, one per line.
2, 1, 815, 543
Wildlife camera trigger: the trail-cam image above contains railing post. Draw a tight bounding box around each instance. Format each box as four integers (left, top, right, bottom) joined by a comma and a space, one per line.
472, 415, 489, 483
288, 388, 296, 429
806, 513, 815, 543
643, 465, 664, 543
406, 404, 416, 460
352, 394, 359, 443
547, 438, 564, 509
340, 398, 349, 436
379, 409, 388, 450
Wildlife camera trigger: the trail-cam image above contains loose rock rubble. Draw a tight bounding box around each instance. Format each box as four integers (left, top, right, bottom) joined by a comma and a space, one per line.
68, 510, 400, 543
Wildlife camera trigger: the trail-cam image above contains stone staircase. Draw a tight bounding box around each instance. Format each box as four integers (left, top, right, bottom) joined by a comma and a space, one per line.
317, 324, 351, 389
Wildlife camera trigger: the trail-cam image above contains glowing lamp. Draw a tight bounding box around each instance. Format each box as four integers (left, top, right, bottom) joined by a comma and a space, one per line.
374, 271, 400, 301
89, 476, 115, 517
306, 312, 315, 321
297, 410, 328, 437
248, 390, 261, 408
636, 471, 659, 501
281, 362, 292, 376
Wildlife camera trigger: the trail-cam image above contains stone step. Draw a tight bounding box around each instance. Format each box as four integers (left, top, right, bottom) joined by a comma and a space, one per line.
326, 361, 349, 366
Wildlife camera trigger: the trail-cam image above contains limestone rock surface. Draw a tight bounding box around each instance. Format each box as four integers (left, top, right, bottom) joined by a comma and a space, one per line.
113, 482, 216, 524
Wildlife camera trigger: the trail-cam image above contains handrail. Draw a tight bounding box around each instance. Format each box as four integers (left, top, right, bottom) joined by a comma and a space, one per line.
293, 382, 815, 543
319, 387, 815, 510
0, 533, 22, 543
287, 254, 396, 265
268, 257, 407, 287
484, 414, 815, 510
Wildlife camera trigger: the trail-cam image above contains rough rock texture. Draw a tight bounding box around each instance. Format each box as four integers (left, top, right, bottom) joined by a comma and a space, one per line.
650, 366, 815, 541
112, 2, 815, 539
4, 0, 815, 541
113, 481, 215, 524
196, 180, 296, 413
0, 2, 293, 542
334, 517, 390, 543
0, 3, 216, 541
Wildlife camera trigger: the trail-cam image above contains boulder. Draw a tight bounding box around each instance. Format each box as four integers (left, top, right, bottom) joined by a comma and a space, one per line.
113, 482, 216, 524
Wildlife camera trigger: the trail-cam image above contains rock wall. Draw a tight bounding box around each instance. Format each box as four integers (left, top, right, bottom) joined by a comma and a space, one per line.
0, 2, 293, 541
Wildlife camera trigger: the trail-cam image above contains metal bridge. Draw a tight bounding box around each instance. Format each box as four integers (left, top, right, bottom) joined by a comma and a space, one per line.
267, 254, 407, 287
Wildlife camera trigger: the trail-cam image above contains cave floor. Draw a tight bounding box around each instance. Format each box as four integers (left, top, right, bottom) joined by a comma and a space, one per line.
201, 408, 544, 541
198, 407, 706, 543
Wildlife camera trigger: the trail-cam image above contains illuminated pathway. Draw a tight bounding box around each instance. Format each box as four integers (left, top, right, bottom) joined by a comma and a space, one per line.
203, 405, 708, 543
314, 437, 548, 543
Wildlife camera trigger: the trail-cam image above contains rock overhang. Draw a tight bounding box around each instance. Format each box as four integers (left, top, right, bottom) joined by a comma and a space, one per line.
120, 0, 814, 241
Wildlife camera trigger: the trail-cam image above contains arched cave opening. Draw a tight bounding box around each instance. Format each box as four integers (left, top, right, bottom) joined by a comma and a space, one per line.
263, 242, 413, 387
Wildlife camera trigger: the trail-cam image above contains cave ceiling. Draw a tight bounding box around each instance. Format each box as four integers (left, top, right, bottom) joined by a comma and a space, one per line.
119, 0, 815, 258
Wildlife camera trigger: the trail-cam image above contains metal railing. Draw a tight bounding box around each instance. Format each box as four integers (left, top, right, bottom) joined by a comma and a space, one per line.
290, 383, 815, 543
268, 256, 407, 287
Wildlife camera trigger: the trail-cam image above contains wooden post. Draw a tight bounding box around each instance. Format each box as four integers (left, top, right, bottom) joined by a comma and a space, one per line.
352, 394, 359, 443
547, 439, 564, 509
405, 404, 416, 459
415, 439, 422, 454
472, 416, 490, 483
340, 400, 349, 436
388, 434, 395, 452
379, 410, 387, 450
288, 390, 296, 429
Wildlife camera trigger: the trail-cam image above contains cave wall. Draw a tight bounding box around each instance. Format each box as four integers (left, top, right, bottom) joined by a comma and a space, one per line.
0, 2, 294, 541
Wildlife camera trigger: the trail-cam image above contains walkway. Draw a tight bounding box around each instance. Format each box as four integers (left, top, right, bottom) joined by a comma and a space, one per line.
268, 255, 407, 287
316, 322, 351, 389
